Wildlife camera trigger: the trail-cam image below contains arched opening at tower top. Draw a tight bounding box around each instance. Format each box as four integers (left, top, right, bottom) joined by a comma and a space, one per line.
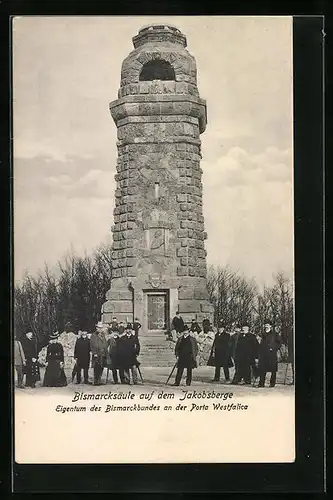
139, 59, 175, 81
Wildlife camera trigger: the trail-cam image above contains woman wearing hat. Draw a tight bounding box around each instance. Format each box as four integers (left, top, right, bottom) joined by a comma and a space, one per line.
43, 332, 67, 387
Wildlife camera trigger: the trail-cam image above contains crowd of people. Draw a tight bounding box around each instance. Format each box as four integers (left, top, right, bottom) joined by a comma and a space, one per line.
14, 312, 283, 390
170, 313, 282, 388
14, 318, 142, 389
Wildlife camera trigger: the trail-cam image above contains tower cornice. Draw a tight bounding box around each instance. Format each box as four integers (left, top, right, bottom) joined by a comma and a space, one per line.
132, 24, 187, 49
110, 94, 207, 133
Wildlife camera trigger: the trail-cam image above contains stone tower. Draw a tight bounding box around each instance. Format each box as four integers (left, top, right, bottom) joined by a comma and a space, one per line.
102, 23, 214, 334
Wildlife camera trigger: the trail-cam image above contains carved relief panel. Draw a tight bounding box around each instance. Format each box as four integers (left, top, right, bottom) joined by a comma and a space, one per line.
144, 227, 170, 255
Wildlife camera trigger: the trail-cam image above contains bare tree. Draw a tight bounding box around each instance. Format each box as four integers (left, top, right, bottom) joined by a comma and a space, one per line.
207, 265, 257, 329
14, 243, 113, 350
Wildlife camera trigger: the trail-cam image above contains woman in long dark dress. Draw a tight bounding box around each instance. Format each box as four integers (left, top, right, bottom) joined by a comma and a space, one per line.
43, 333, 67, 387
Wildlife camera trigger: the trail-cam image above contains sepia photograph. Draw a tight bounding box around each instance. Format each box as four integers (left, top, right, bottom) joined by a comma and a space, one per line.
13, 15, 295, 464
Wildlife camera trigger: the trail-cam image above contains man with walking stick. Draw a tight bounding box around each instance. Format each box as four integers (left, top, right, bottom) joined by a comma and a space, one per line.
171, 325, 198, 386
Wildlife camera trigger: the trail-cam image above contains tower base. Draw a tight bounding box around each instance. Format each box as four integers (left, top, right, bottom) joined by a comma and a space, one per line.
102, 278, 214, 330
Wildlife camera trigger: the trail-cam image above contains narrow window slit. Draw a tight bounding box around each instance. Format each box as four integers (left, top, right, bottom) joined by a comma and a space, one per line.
155, 182, 160, 199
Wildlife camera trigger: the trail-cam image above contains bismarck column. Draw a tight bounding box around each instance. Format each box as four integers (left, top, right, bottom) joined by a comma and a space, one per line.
102, 24, 214, 332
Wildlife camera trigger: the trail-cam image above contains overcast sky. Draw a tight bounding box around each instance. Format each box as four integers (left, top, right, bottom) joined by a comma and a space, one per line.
13, 16, 293, 287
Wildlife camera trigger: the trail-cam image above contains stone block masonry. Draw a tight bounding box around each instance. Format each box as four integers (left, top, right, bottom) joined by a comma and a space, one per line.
102, 23, 214, 344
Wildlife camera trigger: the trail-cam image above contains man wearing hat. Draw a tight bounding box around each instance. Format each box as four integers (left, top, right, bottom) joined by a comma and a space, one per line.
90, 322, 108, 385
257, 321, 281, 388
21, 331, 40, 388
229, 323, 241, 365
172, 325, 198, 386
116, 323, 141, 384
106, 328, 120, 384
208, 321, 233, 383
231, 323, 259, 385
74, 330, 91, 384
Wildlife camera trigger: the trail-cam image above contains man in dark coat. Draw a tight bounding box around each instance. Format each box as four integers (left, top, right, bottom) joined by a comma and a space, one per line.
231, 323, 259, 385
117, 325, 140, 384
133, 318, 142, 339
106, 330, 120, 383
171, 311, 185, 334
72, 330, 81, 381
90, 322, 108, 385
258, 322, 281, 387
21, 331, 40, 388
230, 324, 241, 363
172, 326, 198, 386
74, 330, 91, 384
202, 318, 211, 334
208, 321, 233, 382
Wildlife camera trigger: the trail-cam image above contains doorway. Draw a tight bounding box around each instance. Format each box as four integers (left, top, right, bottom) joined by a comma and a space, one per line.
144, 290, 169, 333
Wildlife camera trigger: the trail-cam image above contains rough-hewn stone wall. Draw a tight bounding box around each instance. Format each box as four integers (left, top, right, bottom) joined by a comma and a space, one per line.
102, 24, 214, 328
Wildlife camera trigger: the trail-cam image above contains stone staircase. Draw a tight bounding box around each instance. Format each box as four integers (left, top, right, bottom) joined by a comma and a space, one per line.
137, 334, 176, 367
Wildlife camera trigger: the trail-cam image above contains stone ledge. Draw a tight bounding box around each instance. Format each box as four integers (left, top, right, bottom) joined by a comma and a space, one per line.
117, 137, 202, 146
117, 115, 198, 127
111, 94, 205, 104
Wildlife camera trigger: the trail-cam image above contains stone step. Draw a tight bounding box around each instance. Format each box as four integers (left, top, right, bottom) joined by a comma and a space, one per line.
137, 336, 176, 367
